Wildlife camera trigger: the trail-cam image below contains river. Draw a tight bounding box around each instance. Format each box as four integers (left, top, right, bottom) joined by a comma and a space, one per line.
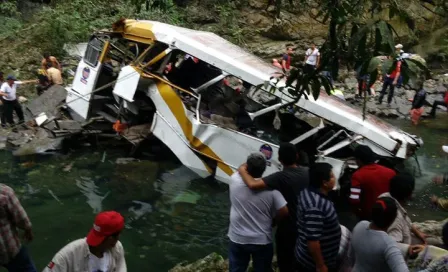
0, 116, 447, 271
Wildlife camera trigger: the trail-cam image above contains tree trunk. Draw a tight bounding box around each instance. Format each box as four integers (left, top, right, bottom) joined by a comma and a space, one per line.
329, 1, 339, 79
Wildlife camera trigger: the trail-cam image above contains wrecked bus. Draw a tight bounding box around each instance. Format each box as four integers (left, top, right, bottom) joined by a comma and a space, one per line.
63, 19, 422, 189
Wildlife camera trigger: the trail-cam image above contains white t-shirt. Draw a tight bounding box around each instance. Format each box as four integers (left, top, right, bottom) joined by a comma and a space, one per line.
0, 81, 22, 101
305, 48, 320, 66
88, 251, 111, 272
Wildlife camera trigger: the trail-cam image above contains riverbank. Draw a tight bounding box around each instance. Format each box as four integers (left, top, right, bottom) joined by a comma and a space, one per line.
168, 218, 448, 271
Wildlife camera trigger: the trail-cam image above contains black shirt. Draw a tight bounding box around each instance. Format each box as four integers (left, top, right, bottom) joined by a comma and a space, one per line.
263, 166, 309, 232
412, 88, 426, 109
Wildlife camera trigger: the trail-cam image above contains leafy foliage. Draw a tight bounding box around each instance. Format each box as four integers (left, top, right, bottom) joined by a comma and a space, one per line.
213, 2, 247, 45
273, 0, 437, 119
27, 0, 184, 55
0, 0, 20, 17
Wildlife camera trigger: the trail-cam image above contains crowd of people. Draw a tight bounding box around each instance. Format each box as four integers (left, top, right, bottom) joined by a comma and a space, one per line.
228, 143, 448, 272
271, 43, 448, 126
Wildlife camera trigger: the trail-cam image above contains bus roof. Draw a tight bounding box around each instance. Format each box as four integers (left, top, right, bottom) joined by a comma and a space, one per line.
113, 19, 281, 87
112, 19, 419, 152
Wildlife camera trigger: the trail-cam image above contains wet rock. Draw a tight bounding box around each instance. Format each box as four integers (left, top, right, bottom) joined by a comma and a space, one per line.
169, 253, 279, 272
414, 219, 447, 240
12, 128, 63, 156
115, 157, 140, 165
169, 253, 228, 272
245, 13, 272, 28
260, 19, 300, 41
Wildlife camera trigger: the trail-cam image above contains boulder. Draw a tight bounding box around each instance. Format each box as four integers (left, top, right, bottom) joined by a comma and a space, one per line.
260, 19, 300, 41
245, 13, 272, 28
248, 0, 266, 9
414, 219, 448, 238
169, 253, 228, 272
169, 253, 279, 272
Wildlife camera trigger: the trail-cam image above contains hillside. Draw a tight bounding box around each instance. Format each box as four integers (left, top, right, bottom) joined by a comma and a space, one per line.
0, 0, 446, 97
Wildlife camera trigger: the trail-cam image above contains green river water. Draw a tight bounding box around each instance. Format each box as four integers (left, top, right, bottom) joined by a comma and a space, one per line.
0, 116, 447, 271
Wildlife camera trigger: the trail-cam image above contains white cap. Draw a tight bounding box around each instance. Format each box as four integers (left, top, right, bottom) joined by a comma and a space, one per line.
395, 44, 403, 49
400, 50, 404, 53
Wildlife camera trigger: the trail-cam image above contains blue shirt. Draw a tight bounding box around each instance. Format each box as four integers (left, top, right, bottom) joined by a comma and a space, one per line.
295, 187, 341, 270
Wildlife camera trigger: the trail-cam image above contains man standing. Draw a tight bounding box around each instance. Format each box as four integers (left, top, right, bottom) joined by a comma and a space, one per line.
304, 44, 320, 74
0, 75, 35, 126
229, 153, 288, 272
238, 143, 309, 272
282, 46, 294, 75
0, 184, 36, 272
295, 163, 341, 272
377, 46, 403, 106
44, 211, 127, 272
46, 62, 63, 86
349, 145, 396, 221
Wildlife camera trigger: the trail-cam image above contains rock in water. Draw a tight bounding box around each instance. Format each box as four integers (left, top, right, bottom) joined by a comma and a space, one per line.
168, 253, 228, 272
169, 253, 279, 272
12, 135, 63, 156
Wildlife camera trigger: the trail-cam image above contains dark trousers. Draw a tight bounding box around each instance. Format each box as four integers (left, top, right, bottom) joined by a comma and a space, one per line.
430, 100, 447, 117
3, 99, 24, 125
358, 79, 373, 97
0, 99, 6, 128
276, 225, 297, 272
304, 64, 316, 75
3, 247, 36, 272
378, 76, 395, 104
229, 241, 274, 272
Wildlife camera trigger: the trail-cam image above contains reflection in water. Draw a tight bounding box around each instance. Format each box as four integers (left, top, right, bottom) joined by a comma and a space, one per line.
1, 115, 446, 271
389, 117, 448, 222
76, 177, 110, 214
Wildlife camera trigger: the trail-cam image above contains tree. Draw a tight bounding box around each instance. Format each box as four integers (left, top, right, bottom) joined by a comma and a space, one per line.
270, 0, 435, 119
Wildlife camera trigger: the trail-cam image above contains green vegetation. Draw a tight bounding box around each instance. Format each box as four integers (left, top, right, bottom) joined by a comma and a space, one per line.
0, 0, 446, 104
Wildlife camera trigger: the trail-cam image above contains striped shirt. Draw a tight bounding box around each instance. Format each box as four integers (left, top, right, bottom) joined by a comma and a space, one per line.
0, 184, 32, 265
295, 188, 341, 270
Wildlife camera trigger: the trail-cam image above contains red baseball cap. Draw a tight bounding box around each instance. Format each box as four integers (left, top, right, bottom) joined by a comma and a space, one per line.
86, 211, 125, 247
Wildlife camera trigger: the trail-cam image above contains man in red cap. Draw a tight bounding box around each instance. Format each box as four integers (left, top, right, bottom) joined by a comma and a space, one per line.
43, 211, 126, 272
